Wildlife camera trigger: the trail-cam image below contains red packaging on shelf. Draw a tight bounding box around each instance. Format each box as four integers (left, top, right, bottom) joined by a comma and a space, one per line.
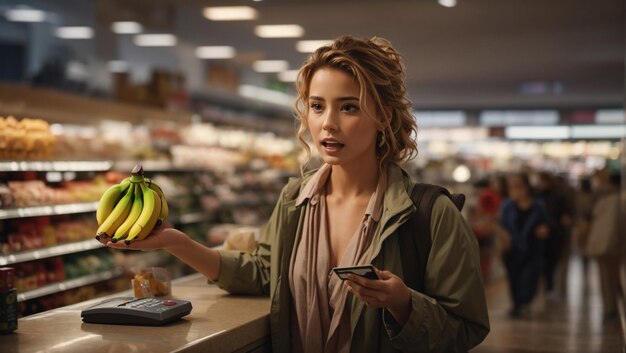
0, 267, 15, 291
36, 262, 47, 287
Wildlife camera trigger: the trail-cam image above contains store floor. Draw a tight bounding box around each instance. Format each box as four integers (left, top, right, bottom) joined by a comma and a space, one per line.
473, 257, 622, 353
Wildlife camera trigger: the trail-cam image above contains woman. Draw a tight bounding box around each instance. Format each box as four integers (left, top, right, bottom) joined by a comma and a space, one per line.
108, 36, 489, 353
499, 173, 549, 318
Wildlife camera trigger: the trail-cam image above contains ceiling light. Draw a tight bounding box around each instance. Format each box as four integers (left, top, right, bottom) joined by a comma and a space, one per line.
414, 111, 466, 128
134, 34, 177, 47
596, 109, 625, 124
505, 126, 570, 140
438, 0, 457, 8
296, 40, 333, 53
255, 25, 304, 38
195, 46, 236, 59
238, 85, 294, 107
107, 60, 129, 73
278, 70, 299, 82
203, 6, 258, 21
111, 21, 142, 34
452, 165, 471, 183
480, 110, 559, 126
571, 125, 626, 140
253, 60, 289, 73
55, 27, 93, 39
5, 8, 46, 22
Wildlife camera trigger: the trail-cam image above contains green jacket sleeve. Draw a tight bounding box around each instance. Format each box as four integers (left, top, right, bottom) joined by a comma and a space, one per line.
383, 195, 490, 352
210, 182, 293, 295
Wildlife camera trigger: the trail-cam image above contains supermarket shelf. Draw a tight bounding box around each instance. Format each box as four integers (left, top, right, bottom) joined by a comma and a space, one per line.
0, 201, 99, 220
114, 160, 288, 174
17, 267, 124, 302
0, 239, 104, 266
114, 160, 212, 173
0, 160, 113, 172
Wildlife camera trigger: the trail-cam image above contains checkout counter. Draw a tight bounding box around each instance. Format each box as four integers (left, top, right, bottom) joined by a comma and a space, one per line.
0, 273, 271, 353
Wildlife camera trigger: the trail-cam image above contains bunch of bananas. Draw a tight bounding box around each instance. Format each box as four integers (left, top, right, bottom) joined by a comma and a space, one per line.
95, 165, 168, 245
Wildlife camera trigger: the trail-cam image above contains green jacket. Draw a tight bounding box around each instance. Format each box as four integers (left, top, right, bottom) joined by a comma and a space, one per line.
214, 164, 490, 352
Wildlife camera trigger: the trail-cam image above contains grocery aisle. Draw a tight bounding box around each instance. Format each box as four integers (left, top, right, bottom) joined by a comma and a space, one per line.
473, 257, 622, 353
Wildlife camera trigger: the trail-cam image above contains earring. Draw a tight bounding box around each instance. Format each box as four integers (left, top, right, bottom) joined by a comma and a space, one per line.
378, 131, 385, 148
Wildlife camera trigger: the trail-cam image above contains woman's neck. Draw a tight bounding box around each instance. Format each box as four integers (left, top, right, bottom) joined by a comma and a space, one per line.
327, 156, 380, 200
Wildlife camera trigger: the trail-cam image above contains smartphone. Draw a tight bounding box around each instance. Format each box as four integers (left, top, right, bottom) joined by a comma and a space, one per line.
332, 265, 379, 281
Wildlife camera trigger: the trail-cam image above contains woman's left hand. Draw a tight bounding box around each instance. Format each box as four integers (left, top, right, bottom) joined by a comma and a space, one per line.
345, 268, 412, 326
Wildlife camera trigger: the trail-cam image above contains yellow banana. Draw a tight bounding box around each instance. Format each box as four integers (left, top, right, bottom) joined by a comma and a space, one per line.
125, 183, 161, 245
96, 183, 135, 240
158, 196, 169, 225
96, 178, 131, 225
144, 177, 169, 224
111, 183, 144, 242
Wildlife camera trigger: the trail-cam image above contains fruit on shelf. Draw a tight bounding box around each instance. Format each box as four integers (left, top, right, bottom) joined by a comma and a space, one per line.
95, 166, 169, 245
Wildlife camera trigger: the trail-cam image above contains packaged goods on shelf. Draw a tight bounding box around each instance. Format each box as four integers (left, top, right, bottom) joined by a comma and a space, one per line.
170, 145, 248, 170
17, 277, 129, 317
131, 268, 171, 298
0, 113, 298, 317
14, 258, 65, 293
0, 116, 56, 160
0, 177, 112, 209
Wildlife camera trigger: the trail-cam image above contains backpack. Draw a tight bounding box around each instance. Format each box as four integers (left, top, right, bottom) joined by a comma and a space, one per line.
398, 184, 466, 293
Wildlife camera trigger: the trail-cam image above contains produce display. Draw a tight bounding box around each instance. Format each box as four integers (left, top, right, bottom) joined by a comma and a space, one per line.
95, 166, 169, 245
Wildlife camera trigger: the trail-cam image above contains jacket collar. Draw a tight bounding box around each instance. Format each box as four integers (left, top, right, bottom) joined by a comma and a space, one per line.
380, 163, 414, 222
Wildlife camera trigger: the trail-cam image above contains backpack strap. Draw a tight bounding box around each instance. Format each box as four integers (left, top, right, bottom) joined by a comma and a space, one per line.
399, 183, 464, 293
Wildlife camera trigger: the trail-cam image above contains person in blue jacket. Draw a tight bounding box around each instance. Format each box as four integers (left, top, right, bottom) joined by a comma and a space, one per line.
499, 173, 550, 318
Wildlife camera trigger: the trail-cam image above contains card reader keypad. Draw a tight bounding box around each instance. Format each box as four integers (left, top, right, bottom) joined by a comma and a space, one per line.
120, 298, 173, 310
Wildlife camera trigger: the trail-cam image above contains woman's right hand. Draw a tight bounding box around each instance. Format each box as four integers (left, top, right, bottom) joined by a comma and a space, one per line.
106, 222, 189, 251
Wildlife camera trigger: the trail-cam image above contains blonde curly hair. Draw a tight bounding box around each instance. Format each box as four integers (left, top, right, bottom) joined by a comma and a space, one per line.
294, 35, 418, 170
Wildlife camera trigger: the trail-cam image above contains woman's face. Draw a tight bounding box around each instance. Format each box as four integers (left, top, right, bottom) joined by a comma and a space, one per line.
306, 68, 379, 167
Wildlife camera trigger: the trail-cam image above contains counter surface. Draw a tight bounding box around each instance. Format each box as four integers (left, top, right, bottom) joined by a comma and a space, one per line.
0, 274, 271, 353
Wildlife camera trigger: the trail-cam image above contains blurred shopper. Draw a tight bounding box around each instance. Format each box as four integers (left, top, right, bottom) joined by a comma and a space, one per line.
555, 175, 576, 296
492, 174, 509, 200
536, 172, 574, 297
573, 178, 593, 277
106, 36, 489, 352
500, 174, 550, 318
585, 169, 621, 321
470, 179, 502, 281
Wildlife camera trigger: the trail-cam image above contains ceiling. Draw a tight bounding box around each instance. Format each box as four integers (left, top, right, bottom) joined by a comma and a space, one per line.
173, 0, 625, 109
3, 0, 625, 110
